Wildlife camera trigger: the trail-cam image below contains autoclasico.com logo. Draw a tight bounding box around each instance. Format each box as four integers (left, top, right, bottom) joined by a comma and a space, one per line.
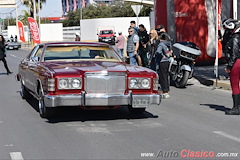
140, 150, 239, 159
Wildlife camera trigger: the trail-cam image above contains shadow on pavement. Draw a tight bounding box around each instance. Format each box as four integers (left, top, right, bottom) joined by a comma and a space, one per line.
193, 76, 214, 86
46, 107, 158, 123
200, 104, 230, 112
24, 94, 158, 123
0, 73, 8, 75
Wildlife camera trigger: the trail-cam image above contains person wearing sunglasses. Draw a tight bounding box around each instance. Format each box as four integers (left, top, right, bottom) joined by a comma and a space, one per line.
126, 28, 140, 66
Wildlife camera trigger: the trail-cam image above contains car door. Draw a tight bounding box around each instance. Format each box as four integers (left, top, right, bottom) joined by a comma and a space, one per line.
22, 46, 39, 91
27, 45, 44, 92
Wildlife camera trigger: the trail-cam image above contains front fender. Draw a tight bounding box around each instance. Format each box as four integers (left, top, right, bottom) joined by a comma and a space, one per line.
180, 65, 192, 72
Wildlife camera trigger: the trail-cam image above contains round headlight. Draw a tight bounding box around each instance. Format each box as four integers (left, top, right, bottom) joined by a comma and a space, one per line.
72, 79, 81, 88
141, 79, 150, 88
59, 79, 68, 89
130, 78, 138, 88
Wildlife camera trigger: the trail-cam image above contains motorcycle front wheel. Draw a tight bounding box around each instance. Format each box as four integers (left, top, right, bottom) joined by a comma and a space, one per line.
175, 70, 190, 88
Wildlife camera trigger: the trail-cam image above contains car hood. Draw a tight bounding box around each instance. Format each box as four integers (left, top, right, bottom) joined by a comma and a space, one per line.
43, 61, 155, 76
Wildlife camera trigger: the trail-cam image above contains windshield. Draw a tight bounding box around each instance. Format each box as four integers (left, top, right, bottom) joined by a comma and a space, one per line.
43, 45, 122, 62
100, 30, 113, 35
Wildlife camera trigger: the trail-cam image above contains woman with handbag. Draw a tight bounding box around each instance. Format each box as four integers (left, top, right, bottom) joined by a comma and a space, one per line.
156, 32, 172, 99
0, 35, 13, 75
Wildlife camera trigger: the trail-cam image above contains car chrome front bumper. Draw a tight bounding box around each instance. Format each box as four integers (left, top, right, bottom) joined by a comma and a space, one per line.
44, 91, 161, 108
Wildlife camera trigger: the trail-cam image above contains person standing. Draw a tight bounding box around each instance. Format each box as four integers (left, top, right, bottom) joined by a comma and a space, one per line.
126, 27, 140, 66
147, 29, 160, 71
10, 35, 14, 42
75, 32, 81, 41
223, 18, 240, 115
156, 24, 166, 34
0, 35, 13, 75
156, 32, 172, 99
138, 24, 149, 67
116, 31, 125, 58
130, 20, 139, 34
14, 35, 18, 42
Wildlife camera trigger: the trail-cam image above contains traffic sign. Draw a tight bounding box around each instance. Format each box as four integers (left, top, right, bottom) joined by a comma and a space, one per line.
131, 5, 143, 16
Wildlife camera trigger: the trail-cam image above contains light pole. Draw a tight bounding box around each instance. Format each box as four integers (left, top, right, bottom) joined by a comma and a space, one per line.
79, 2, 82, 40
38, 0, 40, 25
215, 0, 218, 87
33, 0, 36, 20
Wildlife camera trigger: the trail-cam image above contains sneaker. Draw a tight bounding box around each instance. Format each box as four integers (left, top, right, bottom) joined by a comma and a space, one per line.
162, 93, 170, 99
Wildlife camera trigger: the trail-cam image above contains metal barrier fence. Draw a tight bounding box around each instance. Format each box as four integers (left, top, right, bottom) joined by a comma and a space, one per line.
62, 26, 80, 41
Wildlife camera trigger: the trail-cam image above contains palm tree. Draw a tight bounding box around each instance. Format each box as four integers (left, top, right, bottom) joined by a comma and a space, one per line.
19, 10, 31, 25
22, 0, 46, 18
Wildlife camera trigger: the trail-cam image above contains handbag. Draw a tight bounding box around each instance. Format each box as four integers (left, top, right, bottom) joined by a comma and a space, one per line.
4, 48, 7, 57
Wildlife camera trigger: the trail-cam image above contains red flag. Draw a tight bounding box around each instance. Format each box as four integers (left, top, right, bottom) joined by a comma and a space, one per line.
27, 17, 41, 44
218, 0, 222, 30
17, 20, 26, 43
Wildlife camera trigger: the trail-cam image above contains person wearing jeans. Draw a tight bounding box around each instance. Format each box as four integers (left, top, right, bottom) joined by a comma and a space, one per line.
126, 27, 139, 66
116, 31, 125, 58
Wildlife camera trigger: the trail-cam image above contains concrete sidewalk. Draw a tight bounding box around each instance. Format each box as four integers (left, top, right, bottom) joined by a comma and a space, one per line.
193, 64, 231, 90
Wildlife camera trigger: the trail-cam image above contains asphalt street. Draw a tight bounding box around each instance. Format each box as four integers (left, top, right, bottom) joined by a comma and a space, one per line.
0, 48, 239, 160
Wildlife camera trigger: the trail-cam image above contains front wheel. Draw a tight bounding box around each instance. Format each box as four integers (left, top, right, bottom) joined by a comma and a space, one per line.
128, 105, 146, 114
175, 70, 190, 88
38, 90, 51, 118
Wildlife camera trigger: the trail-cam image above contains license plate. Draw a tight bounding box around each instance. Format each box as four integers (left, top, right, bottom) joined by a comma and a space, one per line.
9, 47, 13, 49
133, 98, 150, 107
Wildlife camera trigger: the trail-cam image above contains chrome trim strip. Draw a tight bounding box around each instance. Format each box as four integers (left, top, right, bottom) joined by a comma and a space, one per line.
84, 72, 126, 76
43, 93, 161, 108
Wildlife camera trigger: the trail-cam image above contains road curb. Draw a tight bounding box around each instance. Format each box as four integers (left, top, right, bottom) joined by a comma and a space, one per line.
193, 75, 231, 90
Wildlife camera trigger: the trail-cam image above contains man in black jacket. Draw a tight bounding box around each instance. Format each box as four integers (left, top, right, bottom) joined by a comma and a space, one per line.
138, 24, 149, 67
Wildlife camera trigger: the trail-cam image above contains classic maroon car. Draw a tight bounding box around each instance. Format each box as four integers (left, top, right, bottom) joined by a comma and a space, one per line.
17, 42, 161, 118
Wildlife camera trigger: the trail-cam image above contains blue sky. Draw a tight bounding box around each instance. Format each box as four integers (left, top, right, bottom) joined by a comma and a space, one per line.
0, 0, 62, 18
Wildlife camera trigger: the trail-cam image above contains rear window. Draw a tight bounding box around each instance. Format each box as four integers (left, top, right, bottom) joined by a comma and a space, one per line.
43, 45, 122, 62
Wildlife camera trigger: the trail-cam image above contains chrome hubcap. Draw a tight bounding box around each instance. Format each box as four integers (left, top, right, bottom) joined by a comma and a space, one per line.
38, 92, 44, 115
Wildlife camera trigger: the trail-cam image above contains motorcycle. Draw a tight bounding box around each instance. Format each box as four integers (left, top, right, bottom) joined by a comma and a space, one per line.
169, 41, 202, 88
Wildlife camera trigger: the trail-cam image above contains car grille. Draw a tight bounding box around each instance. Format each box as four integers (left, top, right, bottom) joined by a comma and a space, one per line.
84, 72, 126, 94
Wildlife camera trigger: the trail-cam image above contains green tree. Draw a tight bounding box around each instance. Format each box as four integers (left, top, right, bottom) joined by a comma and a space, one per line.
22, 0, 46, 18
62, 2, 152, 27
63, 11, 79, 27
19, 10, 30, 25
3, 17, 16, 29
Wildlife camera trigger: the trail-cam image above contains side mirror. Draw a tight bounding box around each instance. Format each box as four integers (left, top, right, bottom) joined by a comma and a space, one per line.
31, 57, 39, 62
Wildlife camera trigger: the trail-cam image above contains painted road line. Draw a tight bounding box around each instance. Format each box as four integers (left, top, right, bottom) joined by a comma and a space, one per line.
10, 54, 17, 57
10, 152, 24, 160
213, 131, 240, 143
